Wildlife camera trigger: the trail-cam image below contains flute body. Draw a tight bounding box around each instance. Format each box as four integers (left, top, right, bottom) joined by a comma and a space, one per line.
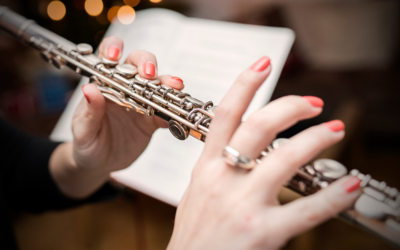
0, 6, 399, 248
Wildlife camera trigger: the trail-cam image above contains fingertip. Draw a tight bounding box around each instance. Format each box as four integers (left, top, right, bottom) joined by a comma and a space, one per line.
158, 75, 185, 90
125, 50, 158, 79
170, 76, 185, 90
324, 120, 345, 132
107, 46, 120, 61
98, 36, 124, 60
302, 96, 324, 108
81, 84, 105, 108
250, 56, 271, 72
82, 85, 91, 104
342, 176, 362, 193
143, 62, 156, 78
323, 176, 363, 208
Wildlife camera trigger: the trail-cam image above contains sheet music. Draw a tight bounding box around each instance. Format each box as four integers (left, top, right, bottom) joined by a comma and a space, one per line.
51, 8, 295, 206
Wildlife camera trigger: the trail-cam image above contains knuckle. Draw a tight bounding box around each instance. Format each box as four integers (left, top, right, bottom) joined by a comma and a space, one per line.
321, 191, 344, 214
128, 50, 140, 59
138, 50, 156, 60
280, 95, 304, 113
235, 71, 257, 88
244, 116, 273, 134
230, 208, 255, 233
303, 193, 342, 224
71, 124, 85, 143
302, 201, 325, 223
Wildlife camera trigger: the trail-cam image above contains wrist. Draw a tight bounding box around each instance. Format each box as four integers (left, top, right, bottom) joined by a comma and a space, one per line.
50, 142, 111, 199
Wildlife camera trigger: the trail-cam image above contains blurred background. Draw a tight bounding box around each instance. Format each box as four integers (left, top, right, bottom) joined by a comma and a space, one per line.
0, 0, 399, 249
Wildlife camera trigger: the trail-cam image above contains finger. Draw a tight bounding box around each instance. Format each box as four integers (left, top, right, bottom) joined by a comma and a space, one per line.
125, 50, 158, 79
98, 36, 124, 61
72, 84, 106, 148
251, 120, 345, 195
228, 95, 323, 159
204, 56, 272, 156
159, 75, 185, 91
276, 176, 362, 238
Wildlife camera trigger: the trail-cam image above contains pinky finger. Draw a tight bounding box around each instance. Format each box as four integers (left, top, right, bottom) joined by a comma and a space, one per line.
276, 176, 362, 238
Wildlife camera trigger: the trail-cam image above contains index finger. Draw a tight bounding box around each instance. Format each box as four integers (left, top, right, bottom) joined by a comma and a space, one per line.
204, 56, 272, 156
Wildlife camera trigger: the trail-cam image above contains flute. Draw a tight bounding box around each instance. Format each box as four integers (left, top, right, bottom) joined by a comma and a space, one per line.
0, 6, 399, 248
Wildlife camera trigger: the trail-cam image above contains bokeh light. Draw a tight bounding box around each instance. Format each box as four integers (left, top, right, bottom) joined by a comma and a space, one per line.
47, 1, 66, 21
107, 6, 120, 23
149, 0, 162, 3
84, 0, 103, 16
117, 5, 136, 25
123, 0, 140, 7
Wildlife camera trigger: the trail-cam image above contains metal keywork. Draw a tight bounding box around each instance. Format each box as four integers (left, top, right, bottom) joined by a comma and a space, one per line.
0, 6, 399, 247
266, 138, 400, 245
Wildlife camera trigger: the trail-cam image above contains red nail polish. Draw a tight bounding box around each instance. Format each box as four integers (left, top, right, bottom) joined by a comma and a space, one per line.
302, 96, 324, 108
143, 62, 155, 76
343, 177, 361, 193
250, 56, 271, 72
171, 76, 183, 83
107, 46, 120, 60
324, 120, 344, 132
81, 85, 90, 104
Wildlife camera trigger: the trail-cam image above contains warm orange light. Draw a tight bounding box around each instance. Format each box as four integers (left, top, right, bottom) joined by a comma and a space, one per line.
47, 1, 66, 21
149, 0, 162, 3
123, 0, 140, 7
107, 6, 120, 23
117, 5, 136, 25
84, 0, 103, 16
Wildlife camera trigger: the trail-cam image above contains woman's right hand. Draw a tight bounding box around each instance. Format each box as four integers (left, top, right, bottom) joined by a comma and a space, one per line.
167, 57, 362, 250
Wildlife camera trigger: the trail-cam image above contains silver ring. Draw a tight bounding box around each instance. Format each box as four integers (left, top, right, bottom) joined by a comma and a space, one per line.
223, 146, 257, 170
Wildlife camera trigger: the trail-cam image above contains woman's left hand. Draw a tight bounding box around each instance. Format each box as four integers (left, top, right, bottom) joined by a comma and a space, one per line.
167, 56, 362, 250
50, 37, 184, 199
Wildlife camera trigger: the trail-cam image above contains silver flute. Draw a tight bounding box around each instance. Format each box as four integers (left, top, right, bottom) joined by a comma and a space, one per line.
0, 6, 399, 247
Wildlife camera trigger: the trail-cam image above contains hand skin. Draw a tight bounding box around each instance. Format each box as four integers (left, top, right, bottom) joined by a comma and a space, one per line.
49, 36, 184, 199
48, 39, 362, 249
166, 59, 363, 249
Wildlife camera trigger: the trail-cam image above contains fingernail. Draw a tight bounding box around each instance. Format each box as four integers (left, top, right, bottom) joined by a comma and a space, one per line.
82, 85, 90, 104
324, 120, 345, 132
107, 46, 120, 60
143, 62, 155, 76
171, 76, 183, 83
250, 56, 271, 72
343, 177, 361, 193
302, 96, 324, 108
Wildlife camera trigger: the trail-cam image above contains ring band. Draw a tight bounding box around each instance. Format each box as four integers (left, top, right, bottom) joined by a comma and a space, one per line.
223, 146, 257, 170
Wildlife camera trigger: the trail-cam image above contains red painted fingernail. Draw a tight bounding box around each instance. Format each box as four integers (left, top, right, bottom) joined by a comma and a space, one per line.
143, 62, 155, 76
303, 96, 324, 107
324, 120, 345, 132
343, 177, 361, 193
81, 85, 90, 104
107, 46, 120, 60
171, 76, 183, 83
250, 56, 271, 72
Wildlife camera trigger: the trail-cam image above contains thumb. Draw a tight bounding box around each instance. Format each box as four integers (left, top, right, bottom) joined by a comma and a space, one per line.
73, 84, 106, 147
